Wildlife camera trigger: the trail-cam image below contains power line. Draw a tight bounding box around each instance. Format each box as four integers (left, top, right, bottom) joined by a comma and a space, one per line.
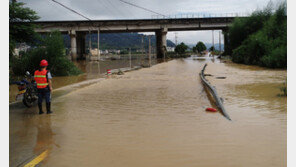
100, 0, 122, 19
51, 0, 92, 21
105, 0, 126, 17
106, 0, 132, 18
118, 0, 166, 18
50, 0, 113, 31
111, 0, 136, 19
50, 0, 148, 51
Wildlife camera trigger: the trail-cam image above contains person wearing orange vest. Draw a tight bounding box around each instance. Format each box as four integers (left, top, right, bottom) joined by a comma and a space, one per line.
34, 59, 53, 114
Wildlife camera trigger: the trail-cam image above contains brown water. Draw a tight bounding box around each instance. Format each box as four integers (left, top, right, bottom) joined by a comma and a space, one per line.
9, 56, 286, 167
9, 56, 158, 103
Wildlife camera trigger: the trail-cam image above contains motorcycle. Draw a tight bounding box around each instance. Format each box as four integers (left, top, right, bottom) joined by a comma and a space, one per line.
12, 71, 38, 107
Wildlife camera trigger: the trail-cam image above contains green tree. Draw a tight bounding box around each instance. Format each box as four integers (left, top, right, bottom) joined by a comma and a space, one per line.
175, 42, 188, 55
195, 41, 207, 53
228, 2, 273, 55
9, 1, 40, 62
9, 1, 39, 44
9, 2, 82, 76
231, 2, 286, 68
192, 46, 197, 53
209, 46, 215, 52
11, 31, 82, 76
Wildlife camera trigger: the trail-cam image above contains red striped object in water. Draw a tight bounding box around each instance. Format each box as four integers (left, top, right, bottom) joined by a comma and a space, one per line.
206, 108, 217, 112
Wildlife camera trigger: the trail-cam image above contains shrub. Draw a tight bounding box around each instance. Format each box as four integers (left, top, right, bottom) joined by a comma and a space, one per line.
228, 8, 271, 53
260, 45, 287, 68
11, 31, 82, 76
229, 2, 286, 68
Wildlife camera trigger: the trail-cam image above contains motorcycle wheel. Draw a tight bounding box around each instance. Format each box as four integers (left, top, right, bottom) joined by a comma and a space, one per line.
23, 90, 35, 108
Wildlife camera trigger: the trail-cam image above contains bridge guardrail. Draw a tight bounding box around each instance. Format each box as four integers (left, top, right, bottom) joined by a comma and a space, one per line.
151, 12, 250, 19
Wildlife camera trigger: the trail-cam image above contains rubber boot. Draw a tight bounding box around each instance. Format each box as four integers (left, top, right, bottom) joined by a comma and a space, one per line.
38, 103, 44, 115
46, 102, 53, 114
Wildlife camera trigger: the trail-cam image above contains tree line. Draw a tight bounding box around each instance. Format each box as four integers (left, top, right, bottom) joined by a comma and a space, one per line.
9, 2, 83, 77
226, 2, 287, 68
174, 41, 219, 55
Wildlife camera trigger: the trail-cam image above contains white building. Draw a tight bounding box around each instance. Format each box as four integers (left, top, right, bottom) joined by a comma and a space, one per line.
14, 43, 31, 56
167, 47, 175, 52
90, 49, 121, 55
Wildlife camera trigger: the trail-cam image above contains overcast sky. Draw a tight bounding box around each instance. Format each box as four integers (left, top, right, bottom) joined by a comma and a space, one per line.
19, 0, 283, 44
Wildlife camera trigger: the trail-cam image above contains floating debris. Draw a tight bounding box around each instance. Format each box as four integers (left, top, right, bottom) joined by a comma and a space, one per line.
206, 107, 217, 112
117, 70, 124, 75
216, 76, 226, 79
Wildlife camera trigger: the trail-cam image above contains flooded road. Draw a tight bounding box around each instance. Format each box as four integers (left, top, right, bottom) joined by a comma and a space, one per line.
10, 56, 286, 167
9, 56, 158, 103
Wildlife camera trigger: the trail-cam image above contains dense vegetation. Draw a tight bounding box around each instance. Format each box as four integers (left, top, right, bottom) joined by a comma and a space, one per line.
10, 2, 82, 77
11, 32, 82, 76
193, 41, 207, 54
228, 2, 286, 68
9, 1, 39, 65
175, 42, 188, 55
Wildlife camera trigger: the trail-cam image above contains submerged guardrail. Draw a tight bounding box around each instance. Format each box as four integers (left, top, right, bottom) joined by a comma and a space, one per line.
200, 63, 231, 121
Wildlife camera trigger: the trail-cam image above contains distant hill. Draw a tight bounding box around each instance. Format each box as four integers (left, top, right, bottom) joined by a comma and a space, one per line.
63, 33, 176, 50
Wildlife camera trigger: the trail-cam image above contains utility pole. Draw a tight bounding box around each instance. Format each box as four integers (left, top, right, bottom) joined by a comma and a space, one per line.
212, 30, 214, 50
163, 46, 166, 62
148, 35, 151, 67
129, 47, 132, 69
97, 29, 100, 60
89, 31, 92, 58
174, 32, 178, 45
219, 31, 221, 54
141, 35, 144, 66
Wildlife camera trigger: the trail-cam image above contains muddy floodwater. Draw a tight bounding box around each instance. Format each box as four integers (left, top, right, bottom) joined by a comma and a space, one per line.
9, 56, 286, 167
9, 56, 157, 103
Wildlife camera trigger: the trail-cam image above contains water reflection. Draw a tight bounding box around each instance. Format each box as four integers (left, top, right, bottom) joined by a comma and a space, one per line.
9, 107, 55, 166
34, 116, 54, 155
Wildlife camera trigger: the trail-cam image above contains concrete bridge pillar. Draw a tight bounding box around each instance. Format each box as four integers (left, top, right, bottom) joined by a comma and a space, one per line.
70, 30, 77, 60
156, 28, 167, 59
90, 29, 100, 61
76, 32, 86, 59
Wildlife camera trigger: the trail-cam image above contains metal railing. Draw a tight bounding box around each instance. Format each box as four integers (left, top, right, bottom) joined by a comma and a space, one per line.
151, 12, 250, 19
200, 63, 231, 121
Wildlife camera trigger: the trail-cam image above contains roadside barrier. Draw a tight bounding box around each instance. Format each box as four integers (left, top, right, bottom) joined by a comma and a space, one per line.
200, 63, 231, 121
107, 69, 111, 75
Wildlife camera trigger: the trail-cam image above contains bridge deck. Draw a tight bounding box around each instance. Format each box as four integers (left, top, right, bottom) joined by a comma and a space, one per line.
33, 17, 235, 33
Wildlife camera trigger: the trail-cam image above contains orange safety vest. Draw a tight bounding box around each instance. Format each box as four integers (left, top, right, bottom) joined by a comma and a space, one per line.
34, 69, 48, 89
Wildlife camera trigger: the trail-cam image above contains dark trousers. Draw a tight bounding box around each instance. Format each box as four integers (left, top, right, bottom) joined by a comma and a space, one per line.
37, 88, 51, 104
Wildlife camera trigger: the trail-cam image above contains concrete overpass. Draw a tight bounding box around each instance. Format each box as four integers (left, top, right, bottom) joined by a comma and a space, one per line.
34, 17, 235, 60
